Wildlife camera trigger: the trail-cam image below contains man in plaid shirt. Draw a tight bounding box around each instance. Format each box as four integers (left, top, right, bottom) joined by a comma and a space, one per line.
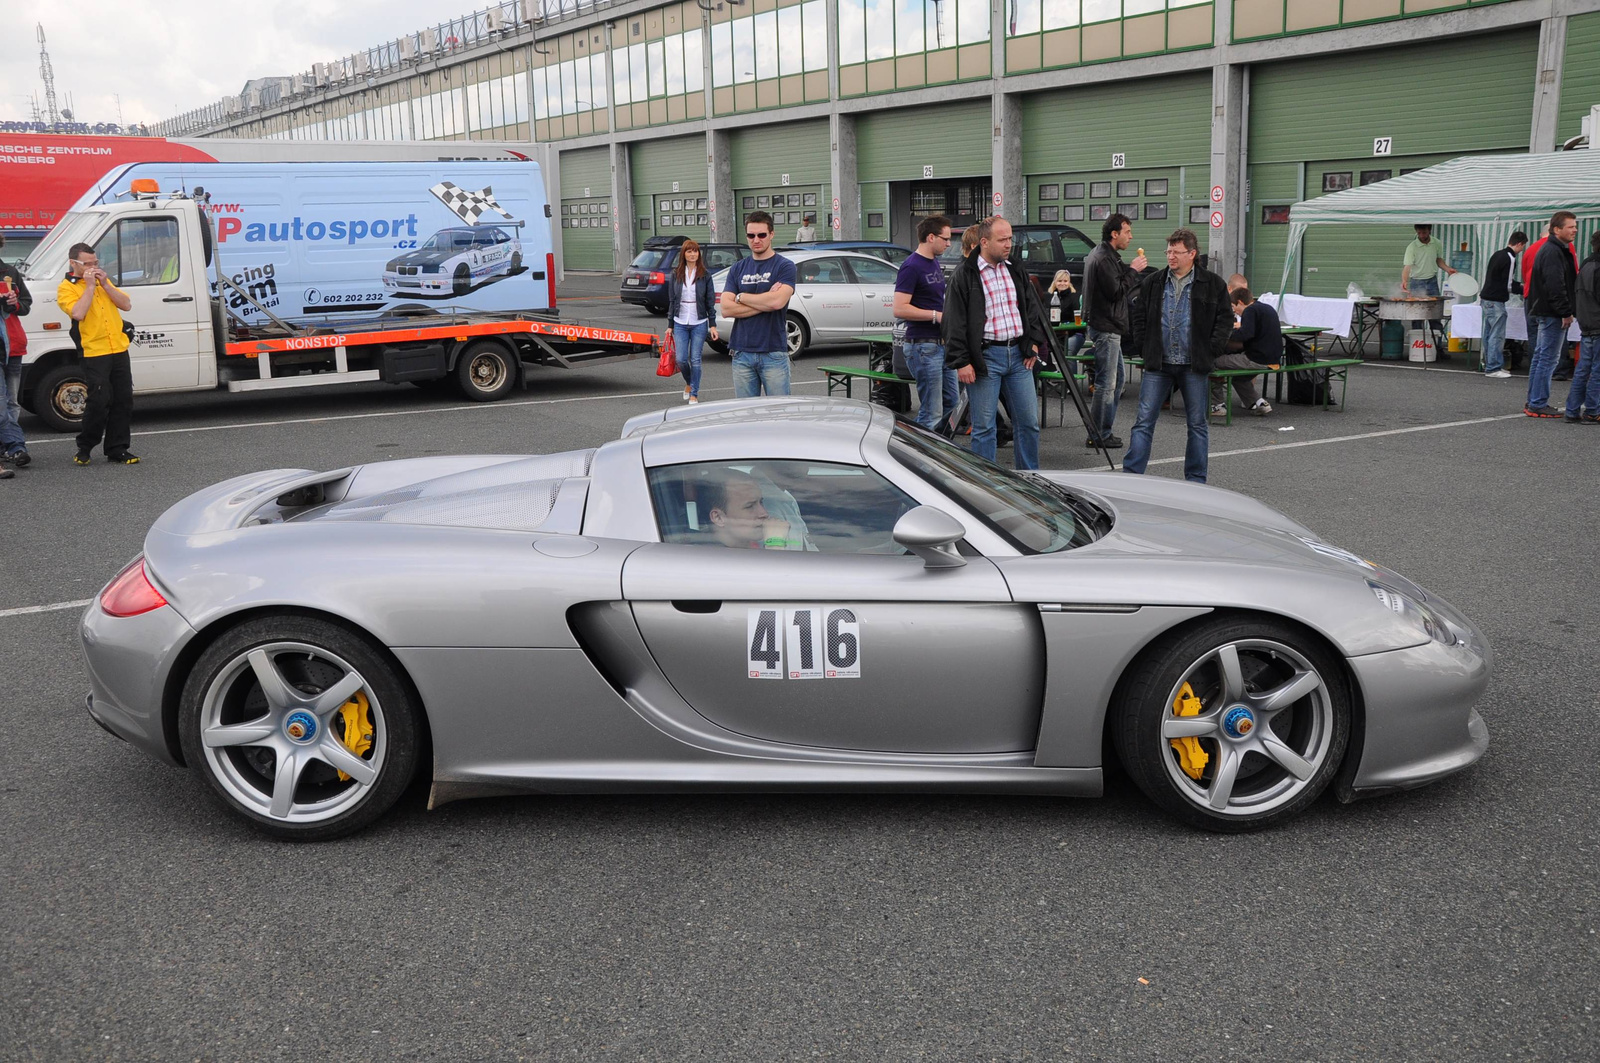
943, 217, 1054, 468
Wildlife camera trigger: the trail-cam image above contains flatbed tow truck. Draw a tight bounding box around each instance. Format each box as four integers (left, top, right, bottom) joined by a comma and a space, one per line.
17, 186, 658, 432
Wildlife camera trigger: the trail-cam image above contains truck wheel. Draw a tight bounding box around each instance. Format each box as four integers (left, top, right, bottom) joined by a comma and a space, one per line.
455, 341, 516, 402
32, 364, 89, 433
453, 264, 472, 297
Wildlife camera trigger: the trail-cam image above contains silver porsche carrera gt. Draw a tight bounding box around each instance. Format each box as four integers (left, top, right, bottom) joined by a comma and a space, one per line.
81, 398, 1490, 840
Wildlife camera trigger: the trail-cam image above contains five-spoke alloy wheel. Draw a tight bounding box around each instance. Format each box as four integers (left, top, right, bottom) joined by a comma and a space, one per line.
1113, 617, 1349, 831
179, 616, 421, 840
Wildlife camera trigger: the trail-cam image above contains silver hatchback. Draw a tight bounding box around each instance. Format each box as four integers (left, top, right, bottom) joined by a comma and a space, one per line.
711, 250, 905, 358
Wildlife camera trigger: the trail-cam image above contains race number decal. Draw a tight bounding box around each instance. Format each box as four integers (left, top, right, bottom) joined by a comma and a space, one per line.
746, 606, 861, 679
747, 608, 783, 679
825, 608, 861, 679
785, 606, 824, 680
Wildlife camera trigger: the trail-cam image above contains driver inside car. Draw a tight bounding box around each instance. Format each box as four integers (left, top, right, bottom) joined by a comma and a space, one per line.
700, 470, 806, 550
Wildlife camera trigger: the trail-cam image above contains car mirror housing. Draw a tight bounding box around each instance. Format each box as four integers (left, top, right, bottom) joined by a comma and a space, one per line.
893, 506, 967, 569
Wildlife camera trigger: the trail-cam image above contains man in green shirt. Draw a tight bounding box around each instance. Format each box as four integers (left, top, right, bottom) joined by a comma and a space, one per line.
1399, 224, 1458, 360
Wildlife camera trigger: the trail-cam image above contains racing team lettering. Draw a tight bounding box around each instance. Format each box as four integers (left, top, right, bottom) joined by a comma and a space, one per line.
747, 607, 861, 680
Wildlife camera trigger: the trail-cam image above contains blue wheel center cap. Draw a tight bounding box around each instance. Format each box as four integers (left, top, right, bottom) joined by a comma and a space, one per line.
284, 711, 318, 744
1222, 706, 1256, 739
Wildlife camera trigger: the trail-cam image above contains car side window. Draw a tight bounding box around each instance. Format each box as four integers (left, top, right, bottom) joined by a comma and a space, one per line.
796, 257, 850, 285
1017, 230, 1058, 263
706, 248, 740, 272
493, 229, 510, 244
94, 216, 181, 287
846, 257, 899, 285
454, 232, 475, 249
647, 460, 918, 554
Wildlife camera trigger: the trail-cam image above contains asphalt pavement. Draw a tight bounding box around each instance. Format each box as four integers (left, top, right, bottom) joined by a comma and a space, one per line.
2, 282, 1596, 1061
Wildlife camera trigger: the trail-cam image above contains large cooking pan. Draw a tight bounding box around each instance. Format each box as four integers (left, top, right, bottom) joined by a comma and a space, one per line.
1376, 294, 1454, 320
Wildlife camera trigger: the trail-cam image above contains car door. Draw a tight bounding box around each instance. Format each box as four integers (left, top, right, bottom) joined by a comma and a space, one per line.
93, 214, 207, 390
792, 256, 864, 342
846, 255, 901, 333
620, 458, 1046, 754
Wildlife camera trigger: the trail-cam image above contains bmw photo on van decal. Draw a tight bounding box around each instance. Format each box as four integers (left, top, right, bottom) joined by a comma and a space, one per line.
382, 223, 526, 299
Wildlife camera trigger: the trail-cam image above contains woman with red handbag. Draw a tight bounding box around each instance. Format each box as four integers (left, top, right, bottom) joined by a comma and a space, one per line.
663, 241, 719, 404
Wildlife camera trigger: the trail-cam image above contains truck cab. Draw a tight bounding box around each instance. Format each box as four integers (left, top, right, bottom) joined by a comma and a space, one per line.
19, 196, 220, 429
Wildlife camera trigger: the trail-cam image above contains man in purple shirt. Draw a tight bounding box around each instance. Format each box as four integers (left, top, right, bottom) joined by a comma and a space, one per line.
893, 215, 955, 431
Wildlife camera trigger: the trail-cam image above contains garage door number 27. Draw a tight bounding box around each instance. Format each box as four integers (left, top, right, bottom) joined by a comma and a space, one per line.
747, 607, 861, 680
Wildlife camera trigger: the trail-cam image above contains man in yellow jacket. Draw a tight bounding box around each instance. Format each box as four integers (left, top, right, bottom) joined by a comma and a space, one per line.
58, 242, 139, 465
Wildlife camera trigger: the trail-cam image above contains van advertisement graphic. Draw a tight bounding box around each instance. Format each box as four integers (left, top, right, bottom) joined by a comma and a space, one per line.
81, 162, 551, 322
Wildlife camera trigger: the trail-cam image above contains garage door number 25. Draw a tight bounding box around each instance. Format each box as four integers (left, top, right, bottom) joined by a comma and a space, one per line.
747, 607, 861, 680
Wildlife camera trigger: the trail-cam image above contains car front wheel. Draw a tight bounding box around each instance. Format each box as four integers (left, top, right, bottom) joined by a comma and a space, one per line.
177, 616, 422, 841
1112, 617, 1349, 832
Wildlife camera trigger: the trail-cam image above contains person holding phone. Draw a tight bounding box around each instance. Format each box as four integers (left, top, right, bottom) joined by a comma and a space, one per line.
0, 235, 34, 475
58, 242, 139, 465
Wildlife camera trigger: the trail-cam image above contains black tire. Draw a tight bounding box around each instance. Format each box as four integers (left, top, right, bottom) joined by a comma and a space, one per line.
31, 363, 89, 433
785, 312, 810, 358
453, 263, 472, 297
177, 615, 422, 841
454, 340, 517, 401
510, 252, 523, 270
1111, 616, 1350, 832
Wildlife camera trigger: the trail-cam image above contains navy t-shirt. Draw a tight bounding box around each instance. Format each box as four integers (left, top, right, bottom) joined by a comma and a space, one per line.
894, 252, 947, 342
724, 254, 798, 354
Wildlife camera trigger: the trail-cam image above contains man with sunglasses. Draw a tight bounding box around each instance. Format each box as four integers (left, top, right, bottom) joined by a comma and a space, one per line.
720, 211, 797, 397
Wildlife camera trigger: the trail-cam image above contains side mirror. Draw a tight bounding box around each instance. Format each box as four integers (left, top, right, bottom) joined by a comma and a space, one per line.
893, 506, 968, 569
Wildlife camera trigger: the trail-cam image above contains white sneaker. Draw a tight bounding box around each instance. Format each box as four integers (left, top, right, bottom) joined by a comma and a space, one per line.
683, 385, 692, 401
1251, 399, 1273, 415
1485, 369, 1512, 379
1209, 403, 1227, 416
687, 395, 699, 404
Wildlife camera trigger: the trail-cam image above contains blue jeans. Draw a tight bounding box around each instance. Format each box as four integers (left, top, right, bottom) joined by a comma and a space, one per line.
1527, 316, 1567, 409
1567, 334, 1600, 416
906, 340, 957, 430
0, 361, 23, 454
1123, 366, 1211, 483
673, 319, 710, 398
967, 343, 1040, 470
731, 350, 791, 397
1086, 328, 1124, 440
1481, 300, 1508, 374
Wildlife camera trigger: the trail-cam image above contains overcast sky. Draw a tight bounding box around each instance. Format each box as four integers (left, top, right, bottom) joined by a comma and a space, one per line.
2, 0, 480, 125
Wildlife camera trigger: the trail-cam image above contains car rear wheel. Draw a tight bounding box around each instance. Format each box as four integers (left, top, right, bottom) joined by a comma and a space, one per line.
31, 364, 88, 432
786, 312, 810, 358
1112, 616, 1349, 832
177, 616, 421, 841
454, 340, 516, 401
510, 252, 523, 270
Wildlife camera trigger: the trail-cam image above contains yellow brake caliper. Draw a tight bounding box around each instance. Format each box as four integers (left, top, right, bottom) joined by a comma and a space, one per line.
1170, 681, 1210, 780
335, 691, 374, 782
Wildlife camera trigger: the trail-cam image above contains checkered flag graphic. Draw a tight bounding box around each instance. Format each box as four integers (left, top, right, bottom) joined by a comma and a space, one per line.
430, 181, 514, 225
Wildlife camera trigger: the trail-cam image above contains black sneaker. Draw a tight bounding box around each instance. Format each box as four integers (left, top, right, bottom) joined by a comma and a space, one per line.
7, 449, 28, 468
106, 451, 141, 465
1582, 413, 1600, 425
73, 450, 92, 466
1085, 434, 1124, 449
1524, 405, 1563, 419
1565, 413, 1582, 423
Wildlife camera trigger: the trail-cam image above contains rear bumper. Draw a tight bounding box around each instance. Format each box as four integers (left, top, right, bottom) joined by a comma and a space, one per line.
80, 600, 198, 768
1344, 634, 1491, 797
620, 287, 665, 309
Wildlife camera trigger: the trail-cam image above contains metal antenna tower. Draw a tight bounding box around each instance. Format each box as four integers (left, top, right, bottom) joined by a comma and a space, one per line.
37, 23, 61, 125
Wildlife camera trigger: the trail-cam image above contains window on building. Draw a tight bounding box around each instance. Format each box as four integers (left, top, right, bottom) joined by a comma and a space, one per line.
1261, 206, 1292, 225
1089, 181, 1111, 198
1116, 203, 1139, 219
1360, 170, 1392, 186
1189, 205, 1208, 224
1145, 203, 1168, 220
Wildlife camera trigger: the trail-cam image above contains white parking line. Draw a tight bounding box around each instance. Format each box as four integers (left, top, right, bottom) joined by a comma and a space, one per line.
1140, 413, 1525, 467
0, 599, 94, 619
24, 379, 830, 444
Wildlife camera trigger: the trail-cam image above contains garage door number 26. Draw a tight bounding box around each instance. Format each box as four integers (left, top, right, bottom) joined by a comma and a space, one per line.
747, 607, 861, 680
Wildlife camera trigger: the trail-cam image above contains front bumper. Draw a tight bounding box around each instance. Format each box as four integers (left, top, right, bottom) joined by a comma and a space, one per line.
80, 600, 199, 768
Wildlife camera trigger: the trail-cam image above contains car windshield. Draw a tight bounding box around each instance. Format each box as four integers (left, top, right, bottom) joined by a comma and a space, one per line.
23, 211, 106, 279
630, 250, 669, 270
421, 231, 471, 251
888, 424, 1107, 554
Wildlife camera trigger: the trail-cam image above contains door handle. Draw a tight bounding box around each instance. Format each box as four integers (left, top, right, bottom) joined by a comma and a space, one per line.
162, 295, 194, 303
802, 293, 814, 298
672, 600, 722, 614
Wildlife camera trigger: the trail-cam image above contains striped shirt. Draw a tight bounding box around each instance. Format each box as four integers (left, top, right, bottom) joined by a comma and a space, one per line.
977, 255, 1025, 341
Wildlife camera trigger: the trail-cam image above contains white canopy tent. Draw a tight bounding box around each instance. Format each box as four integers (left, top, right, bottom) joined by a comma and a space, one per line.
1279, 152, 1600, 294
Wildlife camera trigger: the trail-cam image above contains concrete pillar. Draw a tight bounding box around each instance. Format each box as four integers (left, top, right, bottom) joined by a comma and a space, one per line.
991, 93, 1024, 223
609, 139, 635, 271
830, 113, 860, 238
1529, 16, 1567, 153
707, 128, 734, 241
602, 23, 631, 271
1207, 63, 1247, 279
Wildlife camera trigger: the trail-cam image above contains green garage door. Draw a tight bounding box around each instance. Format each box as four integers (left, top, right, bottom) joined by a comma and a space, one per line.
731, 119, 830, 244
632, 136, 710, 245
1248, 31, 1539, 295
559, 147, 614, 272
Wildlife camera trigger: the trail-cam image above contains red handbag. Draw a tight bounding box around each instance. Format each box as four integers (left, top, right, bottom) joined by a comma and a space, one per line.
3, 311, 25, 360
655, 330, 677, 377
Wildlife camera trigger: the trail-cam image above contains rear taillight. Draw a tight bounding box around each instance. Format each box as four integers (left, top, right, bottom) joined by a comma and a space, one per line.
100, 558, 169, 618
546, 251, 557, 309
649, 271, 666, 285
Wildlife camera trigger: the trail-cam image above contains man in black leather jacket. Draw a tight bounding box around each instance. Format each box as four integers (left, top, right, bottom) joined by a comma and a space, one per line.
1524, 211, 1578, 418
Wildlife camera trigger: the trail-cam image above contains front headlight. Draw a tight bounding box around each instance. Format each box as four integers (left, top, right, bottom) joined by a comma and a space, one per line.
1368, 581, 1457, 646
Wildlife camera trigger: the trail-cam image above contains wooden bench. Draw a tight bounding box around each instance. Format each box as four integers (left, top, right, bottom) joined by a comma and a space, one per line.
1209, 358, 1362, 424
818, 364, 1089, 428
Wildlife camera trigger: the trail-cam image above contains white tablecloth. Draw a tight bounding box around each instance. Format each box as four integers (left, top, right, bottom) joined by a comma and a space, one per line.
1451, 304, 1579, 343
1256, 294, 1359, 338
